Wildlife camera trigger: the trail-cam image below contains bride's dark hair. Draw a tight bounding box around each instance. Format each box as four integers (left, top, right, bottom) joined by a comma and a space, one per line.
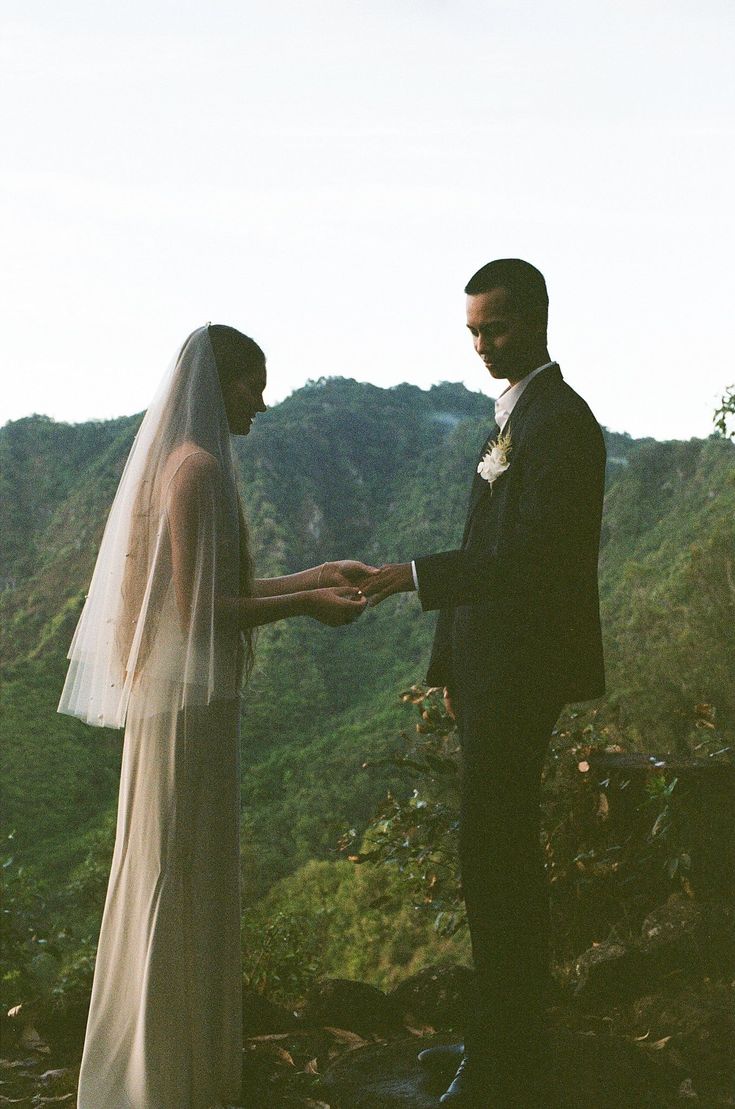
207, 324, 264, 681
208, 324, 265, 386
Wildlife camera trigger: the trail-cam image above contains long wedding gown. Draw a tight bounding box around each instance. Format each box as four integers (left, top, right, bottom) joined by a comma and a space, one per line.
76, 683, 243, 1108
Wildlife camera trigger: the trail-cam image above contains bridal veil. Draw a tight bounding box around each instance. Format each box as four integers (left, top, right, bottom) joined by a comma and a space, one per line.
58, 324, 243, 728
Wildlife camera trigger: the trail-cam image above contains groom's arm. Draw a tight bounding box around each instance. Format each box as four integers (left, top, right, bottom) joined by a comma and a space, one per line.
425, 607, 454, 688
415, 409, 605, 611
365, 407, 604, 611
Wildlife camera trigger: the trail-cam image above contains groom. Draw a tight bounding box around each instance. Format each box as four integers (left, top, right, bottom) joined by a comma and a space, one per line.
361, 259, 606, 1106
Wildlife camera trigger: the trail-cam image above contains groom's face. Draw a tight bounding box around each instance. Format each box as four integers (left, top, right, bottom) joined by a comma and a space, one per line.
466, 287, 543, 384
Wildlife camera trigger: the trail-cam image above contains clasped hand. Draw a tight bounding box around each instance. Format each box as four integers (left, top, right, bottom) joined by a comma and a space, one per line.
308, 561, 371, 625
321, 560, 415, 607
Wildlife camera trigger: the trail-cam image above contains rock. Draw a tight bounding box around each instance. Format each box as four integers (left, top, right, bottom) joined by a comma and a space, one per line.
631, 982, 735, 1095
638, 894, 702, 978
242, 987, 298, 1036
549, 1028, 664, 1108
572, 939, 645, 1003
321, 1037, 450, 1108
39, 1000, 90, 1056
574, 894, 715, 1003
300, 978, 399, 1037
39, 1067, 74, 1083
20, 1022, 51, 1053
389, 964, 474, 1030
678, 1076, 700, 1100
321, 1030, 663, 1109
242, 1027, 374, 1107
640, 893, 699, 945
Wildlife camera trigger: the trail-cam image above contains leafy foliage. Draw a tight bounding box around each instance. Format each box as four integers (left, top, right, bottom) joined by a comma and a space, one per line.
713, 383, 735, 439
241, 855, 468, 1003
0, 817, 113, 1034
346, 690, 734, 972
1, 834, 55, 1009
344, 686, 463, 938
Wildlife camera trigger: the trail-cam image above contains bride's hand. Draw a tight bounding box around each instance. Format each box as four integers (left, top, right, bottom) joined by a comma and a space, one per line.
308, 587, 368, 626
319, 560, 379, 590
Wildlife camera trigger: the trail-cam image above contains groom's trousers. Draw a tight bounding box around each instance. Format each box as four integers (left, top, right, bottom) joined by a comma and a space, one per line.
456, 687, 563, 1079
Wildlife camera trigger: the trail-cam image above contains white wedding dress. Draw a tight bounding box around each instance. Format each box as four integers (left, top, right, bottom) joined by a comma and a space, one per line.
59, 328, 249, 1108
76, 692, 243, 1108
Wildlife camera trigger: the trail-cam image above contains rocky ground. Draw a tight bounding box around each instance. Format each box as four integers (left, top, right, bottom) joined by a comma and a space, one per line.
1, 982, 733, 1107
1, 897, 733, 1107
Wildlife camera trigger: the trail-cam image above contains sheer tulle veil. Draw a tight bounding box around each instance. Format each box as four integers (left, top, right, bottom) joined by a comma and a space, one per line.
58, 325, 251, 728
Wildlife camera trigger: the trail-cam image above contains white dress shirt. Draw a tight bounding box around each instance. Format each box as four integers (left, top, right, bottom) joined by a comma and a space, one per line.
494, 361, 556, 432
410, 361, 557, 590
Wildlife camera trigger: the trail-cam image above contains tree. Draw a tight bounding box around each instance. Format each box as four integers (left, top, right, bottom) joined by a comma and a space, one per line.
714, 384, 735, 439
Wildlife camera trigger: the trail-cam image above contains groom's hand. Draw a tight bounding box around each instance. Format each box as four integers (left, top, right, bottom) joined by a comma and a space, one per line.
321, 560, 379, 591
362, 562, 415, 606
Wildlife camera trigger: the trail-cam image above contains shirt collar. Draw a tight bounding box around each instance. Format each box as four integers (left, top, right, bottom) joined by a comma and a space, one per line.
494, 361, 556, 431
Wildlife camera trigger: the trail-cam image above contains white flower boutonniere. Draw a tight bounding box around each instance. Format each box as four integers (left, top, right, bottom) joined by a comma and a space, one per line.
477, 430, 512, 488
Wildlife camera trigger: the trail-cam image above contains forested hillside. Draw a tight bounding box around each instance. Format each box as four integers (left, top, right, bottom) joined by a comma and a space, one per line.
1, 378, 733, 904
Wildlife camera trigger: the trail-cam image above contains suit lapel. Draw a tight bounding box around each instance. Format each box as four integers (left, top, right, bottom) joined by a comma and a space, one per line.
461, 365, 563, 545
468, 421, 500, 505
461, 422, 499, 547
500, 363, 561, 442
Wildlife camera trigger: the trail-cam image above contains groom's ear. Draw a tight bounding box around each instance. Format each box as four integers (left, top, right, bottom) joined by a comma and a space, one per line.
523, 305, 548, 339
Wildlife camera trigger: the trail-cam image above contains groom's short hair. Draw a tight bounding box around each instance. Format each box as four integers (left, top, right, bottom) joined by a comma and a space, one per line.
465, 259, 548, 319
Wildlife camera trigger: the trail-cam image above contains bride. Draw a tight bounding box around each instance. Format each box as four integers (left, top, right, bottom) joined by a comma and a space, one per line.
58, 324, 369, 1108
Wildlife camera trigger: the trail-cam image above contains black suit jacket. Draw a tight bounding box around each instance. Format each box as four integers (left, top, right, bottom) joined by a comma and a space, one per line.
415, 364, 605, 708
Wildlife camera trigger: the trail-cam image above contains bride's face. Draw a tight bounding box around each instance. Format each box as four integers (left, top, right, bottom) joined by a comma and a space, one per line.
222, 362, 267, 435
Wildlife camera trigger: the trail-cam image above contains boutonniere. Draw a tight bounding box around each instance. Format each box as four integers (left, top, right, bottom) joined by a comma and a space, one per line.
477, 430, 512, 487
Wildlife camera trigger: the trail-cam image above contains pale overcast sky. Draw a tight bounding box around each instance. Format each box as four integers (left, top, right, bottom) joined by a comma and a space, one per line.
2, 0, 734, 439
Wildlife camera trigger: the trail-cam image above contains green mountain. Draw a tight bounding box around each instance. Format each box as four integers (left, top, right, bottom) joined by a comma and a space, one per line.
1, 379, 733, 900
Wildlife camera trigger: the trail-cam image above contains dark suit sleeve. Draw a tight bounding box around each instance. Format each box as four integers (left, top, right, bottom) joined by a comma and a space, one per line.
414, 409, 605, 611
425, 606, 454, 687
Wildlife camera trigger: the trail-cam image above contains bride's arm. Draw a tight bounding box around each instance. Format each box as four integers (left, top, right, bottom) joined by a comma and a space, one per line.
237, 588, 366, 629
242, 557, 378, 624
253, 567, 322, 597
255, 560, 378, 597
166, 462, 366, 630
252, 567, 325, 594
167, 459, 368, 630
